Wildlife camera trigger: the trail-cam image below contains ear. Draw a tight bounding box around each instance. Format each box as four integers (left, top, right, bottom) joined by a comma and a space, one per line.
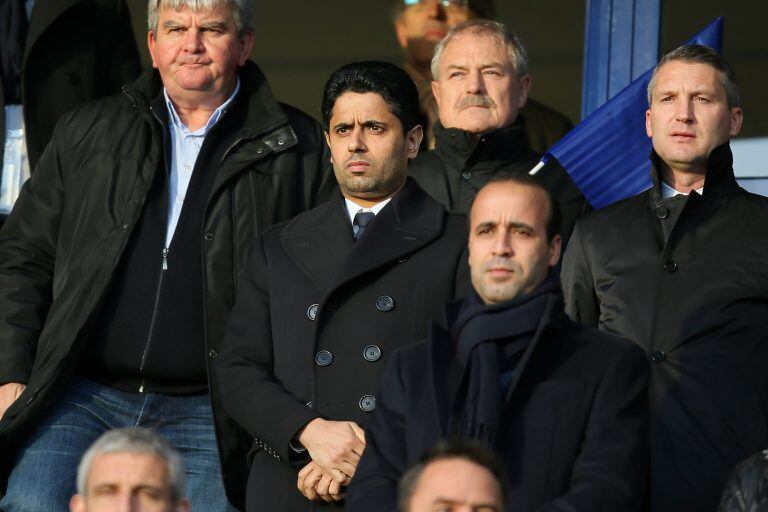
238, 30, 255, 66
548, 234, 562, 267
70, 494, 85, 512
431, 80, 442, 109
323, 131, 333, 163
394, 17, 409, 49
645, 109, 653, 138
729, 107, 744, 137
147, 31, 159, 69
518, 74, 532, 109
405, 125, 423, 159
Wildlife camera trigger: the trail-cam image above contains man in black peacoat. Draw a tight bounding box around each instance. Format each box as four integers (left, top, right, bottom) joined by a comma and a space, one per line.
216, 62, 468, 511
346, 175, 649, 512
562, 45, 768, 512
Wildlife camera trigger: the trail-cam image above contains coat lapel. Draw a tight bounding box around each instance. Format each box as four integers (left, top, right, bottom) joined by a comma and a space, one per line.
280, 194, 354, 293
328, 179, 445, 292
25, 0, 81, 66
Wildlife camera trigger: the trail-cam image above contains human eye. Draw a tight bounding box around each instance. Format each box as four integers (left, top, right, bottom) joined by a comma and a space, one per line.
483, 69, 501, 76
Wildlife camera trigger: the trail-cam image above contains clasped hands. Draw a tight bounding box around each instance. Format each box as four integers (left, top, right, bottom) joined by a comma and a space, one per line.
295, 418, 366, 503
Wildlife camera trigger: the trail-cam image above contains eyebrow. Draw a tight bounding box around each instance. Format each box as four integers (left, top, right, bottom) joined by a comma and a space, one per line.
475, 221, 534, 232
331, 120, 387, 131
432, 498, 501, 511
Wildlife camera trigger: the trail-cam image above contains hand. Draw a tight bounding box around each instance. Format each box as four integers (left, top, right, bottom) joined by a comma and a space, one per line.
0, 382, 26, 420
297, 418, 366, 484
297, 461, 343, 502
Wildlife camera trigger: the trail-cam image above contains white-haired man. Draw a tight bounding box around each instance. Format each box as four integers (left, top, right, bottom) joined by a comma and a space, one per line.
70, 428, 189, 512
0, 0, 334, 510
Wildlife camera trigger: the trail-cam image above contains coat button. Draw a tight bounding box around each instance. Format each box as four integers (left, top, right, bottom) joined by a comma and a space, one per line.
359, 395, 376, 412
651, 350, 666, 363
306, 401, 313, 409
664, 260, 678, 273
120, 223, 128, 230
363, 345, 381, 362
204, 232, 214, 241
376, 296, 394, 312
462, 170, 472, 179
307, 304, 319, 320
208, 349, 218, 359
315, 350, 333, 367
655, 205, 669, 219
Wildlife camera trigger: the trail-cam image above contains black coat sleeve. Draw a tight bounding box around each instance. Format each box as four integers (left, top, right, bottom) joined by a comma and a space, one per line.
215, 232, 321, 464
0, 118, 68, 384
346, 349, 411, 512
561, 220, 600, 327
538, 339, 650, 512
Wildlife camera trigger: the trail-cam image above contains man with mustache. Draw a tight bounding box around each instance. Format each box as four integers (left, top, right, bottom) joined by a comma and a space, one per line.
390, 0, 572, 153
0, 0, 334, 510
407, 20, 587, 243
346, 174, 649, 512
215, 61, 468, 511
562, 45, 768, 512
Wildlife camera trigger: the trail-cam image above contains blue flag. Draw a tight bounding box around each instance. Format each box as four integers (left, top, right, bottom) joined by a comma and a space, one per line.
533, 18, 724, 209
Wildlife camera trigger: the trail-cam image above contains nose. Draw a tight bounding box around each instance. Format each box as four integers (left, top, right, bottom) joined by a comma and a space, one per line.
347, 127, 367, 153
425, 0, 446, 19
492, 230, 512, 256
182, 27, 204, 53
675, 98, 694, 123
466, 69, 485, 95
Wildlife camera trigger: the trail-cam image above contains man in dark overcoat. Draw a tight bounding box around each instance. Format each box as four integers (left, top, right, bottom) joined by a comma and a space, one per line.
216, 61, 468, 511
404, 20, 586, 243
561, 44, 768, 512
346, 175, 649, 512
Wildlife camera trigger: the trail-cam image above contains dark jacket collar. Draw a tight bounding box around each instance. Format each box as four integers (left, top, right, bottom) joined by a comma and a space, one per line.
123, 60, 292, 146
433, 117, 538, 168
649, 142, 739, 204
280, 178, 447, 296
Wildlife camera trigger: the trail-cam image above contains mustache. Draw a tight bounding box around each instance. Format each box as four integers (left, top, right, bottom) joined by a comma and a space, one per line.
482, 257, 520, 273
456, 95, 496, 110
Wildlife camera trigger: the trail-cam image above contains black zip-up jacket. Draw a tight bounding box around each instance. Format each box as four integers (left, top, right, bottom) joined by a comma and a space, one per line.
0, 61, 336, 509
408, 120, 589, 243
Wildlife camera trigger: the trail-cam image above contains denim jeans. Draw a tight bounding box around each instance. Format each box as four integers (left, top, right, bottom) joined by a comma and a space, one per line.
0, 377, 237, 512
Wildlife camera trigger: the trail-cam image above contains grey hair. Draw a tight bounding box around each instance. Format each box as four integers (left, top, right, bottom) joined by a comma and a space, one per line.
647, 44, 741, 108
431, 19, 529, 80
76, 428, 186, 500
148, 0, 255, 36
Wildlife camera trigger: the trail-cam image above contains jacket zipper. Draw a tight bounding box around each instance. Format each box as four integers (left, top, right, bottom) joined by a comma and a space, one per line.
139, 106, 173, 393
138, 247, 169, 393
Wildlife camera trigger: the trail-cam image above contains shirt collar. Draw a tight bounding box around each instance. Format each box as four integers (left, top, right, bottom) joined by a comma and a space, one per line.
660, 180, 704, 199
163, 77, 241, 135
344, 197, 393, 226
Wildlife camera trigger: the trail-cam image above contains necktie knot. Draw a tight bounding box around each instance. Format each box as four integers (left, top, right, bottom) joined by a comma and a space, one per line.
353, 211, 375, 240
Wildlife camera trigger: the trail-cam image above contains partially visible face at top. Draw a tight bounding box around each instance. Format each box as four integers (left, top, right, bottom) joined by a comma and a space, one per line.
395, 0, 476, 66
646, 60, 742, 175
69, 452, 189, 512
406, 457, 504, 512
468, 181, 560, 305
148, 3, 254, 104
432, 31, 530, 135
325, 91, 422, 207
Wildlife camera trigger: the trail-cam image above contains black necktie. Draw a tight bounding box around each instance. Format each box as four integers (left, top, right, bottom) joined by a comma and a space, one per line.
353, 211, 375, 241
0, 0, 28, 103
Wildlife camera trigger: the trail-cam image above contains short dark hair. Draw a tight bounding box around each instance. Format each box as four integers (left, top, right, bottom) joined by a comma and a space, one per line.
647, 44, 741, 108
392, 0, 496, 21
321, 61, 420, 135
398, 441, 506, 512
474, 173, 561, 242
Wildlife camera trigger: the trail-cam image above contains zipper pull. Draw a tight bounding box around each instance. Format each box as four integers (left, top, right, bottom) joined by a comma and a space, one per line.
162, 247, 169, 270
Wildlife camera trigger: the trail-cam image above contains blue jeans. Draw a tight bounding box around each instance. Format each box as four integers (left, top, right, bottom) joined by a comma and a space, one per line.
0, 378, 237, 512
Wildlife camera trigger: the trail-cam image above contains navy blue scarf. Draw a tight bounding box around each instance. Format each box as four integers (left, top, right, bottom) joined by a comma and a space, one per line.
447, 275, 562, 448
